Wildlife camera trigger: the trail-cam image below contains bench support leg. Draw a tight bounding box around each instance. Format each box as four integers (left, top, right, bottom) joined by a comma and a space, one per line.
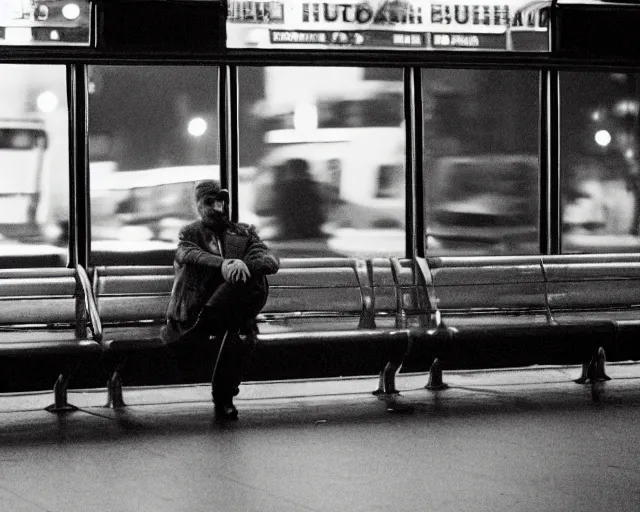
372, 362, 400, 396
45, 374, 78, 413
106, 370, 126, 408
372, 370, 385, 395
425, 358, 449, 390
575, 347, 611, 384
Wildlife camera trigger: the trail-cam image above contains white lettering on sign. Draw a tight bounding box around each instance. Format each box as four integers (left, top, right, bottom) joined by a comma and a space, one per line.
271, 30, 328, 42
393, 33, 422, 45
302, 2, 423, 24
299, 1, 548, 29
433, 32, 480, 46
226, 0, 552, 50
430, 4, 509, 26
228, 1, 285, 22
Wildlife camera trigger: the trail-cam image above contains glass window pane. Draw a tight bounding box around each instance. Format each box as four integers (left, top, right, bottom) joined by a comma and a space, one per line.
423, 69, 540, 256
89, 66, 220, 265
561, 72, 640, 253
0, 64, 68, 267
238, 67, 406, 259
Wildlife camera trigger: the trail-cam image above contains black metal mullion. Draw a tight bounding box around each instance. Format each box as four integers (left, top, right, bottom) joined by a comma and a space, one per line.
404, 68, 414, 258
413, 68, 425, 259
218, 64, 239, 222
544, 0, 561, 255
539, 70, 549, 255
227, 65, 239, 223
548, 69, 561, 254
540, 69, 560, 255
405, 67, 425, 259
217, 65, 228, 192
66, 64, 89, 269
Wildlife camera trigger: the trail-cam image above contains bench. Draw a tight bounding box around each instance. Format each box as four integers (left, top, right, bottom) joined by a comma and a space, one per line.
409, 255, 616, 387
92, 258, 415, 405
89, 254, 640, 403
0, 266, 102, 411
542, 254, 640, 369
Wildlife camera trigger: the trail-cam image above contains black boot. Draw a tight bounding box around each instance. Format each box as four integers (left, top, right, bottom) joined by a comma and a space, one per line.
212, 331, 240, 420
214, 401, 238, 421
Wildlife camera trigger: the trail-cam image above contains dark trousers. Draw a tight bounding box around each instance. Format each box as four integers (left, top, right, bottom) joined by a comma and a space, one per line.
196, 279, 267, 404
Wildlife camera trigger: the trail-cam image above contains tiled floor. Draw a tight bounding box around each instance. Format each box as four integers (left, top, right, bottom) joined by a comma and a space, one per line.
1, 364, 640, 512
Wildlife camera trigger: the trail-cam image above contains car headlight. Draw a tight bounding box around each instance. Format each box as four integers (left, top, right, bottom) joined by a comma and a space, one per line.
62, 3, 80, 20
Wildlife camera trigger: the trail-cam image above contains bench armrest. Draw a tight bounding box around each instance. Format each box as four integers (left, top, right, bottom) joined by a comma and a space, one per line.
77, 265, 103, 343
390, 257, 441, 329
413, 257, 442, 329
352, 259, 375, 329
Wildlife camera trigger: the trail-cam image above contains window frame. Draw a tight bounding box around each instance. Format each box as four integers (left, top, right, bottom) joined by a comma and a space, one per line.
5, 1, 640, 266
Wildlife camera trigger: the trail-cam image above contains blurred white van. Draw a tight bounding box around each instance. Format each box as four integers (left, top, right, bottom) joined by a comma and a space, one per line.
251, 80, 406, 256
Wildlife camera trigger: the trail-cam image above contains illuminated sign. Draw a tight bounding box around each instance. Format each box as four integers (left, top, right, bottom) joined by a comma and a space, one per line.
0, 0, 91, 46
226, 0, 550, 51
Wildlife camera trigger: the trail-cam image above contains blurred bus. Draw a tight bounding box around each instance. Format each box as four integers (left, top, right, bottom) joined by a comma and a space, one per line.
0, 117, 68, 265
0, 118, 51, 241
250, 80, 406, 257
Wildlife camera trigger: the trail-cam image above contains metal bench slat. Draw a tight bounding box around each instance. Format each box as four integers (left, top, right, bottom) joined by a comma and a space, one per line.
437, 283, 547, 311
257, 328, 409, 347
97, 275, 175, 295
547, 281, 640, 309
268, 267, 359, 287
99, 296, 170, 323
0, 277, 76, 297
265, 288, 363, 313
543, 262, 640, 281
0, 298, 78, 325
0, 330, 101, 356
431, 265, 544, 286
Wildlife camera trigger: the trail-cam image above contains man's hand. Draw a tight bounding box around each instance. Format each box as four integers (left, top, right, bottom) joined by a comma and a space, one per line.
221, 259, 251, 283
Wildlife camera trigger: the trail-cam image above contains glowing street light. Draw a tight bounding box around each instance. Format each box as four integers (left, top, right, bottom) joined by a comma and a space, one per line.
187, 117, 207, 137
62, 3, 81, 20
37, 91, 58, 113
594, 129, 611, 147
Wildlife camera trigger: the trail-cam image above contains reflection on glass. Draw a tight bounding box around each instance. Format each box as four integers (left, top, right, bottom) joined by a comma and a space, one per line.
0, 0, 91, 46
561, 72, 640, 253
0, 64, 68, 267
88, 66, 219, 265
423, 69, 540, 256
238, 67, 406, 258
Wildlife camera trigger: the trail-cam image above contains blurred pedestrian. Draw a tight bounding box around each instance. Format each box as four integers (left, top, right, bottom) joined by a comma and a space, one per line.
257, 158, 327, 240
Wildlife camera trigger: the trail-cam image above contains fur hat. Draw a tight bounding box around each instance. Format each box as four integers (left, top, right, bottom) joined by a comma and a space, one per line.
194, 180, 229, 204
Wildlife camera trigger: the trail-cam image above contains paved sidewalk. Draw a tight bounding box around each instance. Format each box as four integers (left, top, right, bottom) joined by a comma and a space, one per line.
0, 363, 639, 512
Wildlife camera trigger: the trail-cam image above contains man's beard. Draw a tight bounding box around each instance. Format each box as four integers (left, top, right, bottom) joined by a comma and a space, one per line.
202, 210, 231, 233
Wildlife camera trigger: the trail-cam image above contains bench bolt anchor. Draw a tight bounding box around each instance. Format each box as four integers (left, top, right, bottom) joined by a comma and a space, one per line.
425, 358, 448, 390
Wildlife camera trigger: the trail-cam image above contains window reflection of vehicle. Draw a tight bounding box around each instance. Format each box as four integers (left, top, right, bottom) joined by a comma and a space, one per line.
0, 118, 55, 241
426, 155, 539, 256
90, 164, 220, 244
562, 156, 640, 253
252, 81, 406, 257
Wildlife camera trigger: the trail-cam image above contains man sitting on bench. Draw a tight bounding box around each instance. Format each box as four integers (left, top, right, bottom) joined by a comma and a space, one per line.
161, 179, 280, 420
